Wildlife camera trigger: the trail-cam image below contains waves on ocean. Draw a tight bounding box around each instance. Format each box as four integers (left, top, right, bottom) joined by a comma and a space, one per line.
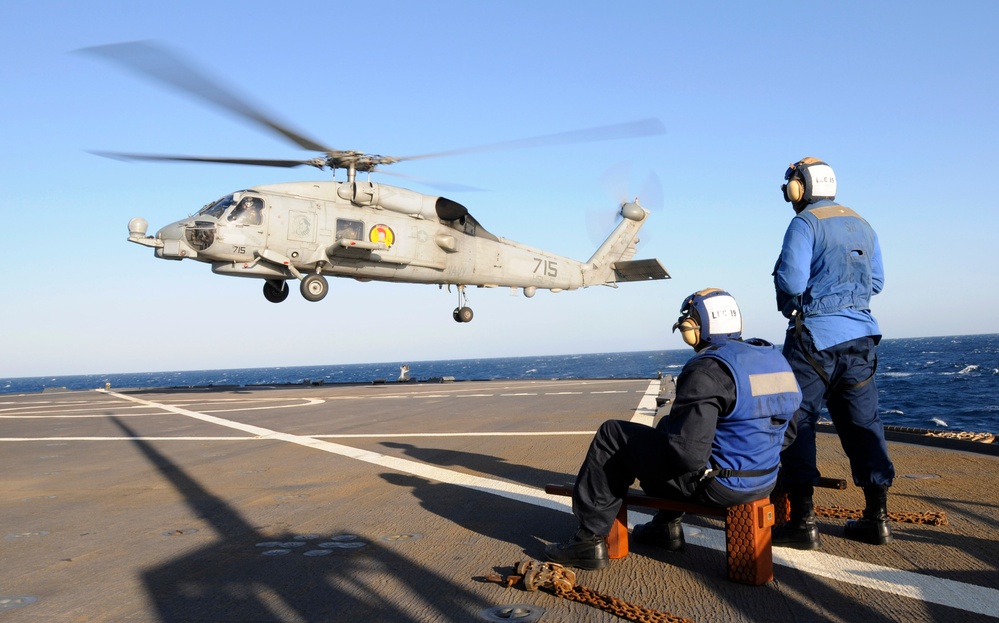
3, 334, 997, 435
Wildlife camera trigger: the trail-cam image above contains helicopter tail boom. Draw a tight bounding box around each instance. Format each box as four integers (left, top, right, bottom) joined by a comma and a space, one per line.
582, 201, 669, 286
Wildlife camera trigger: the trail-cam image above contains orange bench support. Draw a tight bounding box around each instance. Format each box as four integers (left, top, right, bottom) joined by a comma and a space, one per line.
545, 483, 776, 586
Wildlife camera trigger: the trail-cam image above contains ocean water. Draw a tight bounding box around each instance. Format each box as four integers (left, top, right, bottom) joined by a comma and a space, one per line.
3, 334, 997, 435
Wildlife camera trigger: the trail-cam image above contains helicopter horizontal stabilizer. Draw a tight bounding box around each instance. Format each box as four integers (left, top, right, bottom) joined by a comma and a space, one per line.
612, 259, 670, 282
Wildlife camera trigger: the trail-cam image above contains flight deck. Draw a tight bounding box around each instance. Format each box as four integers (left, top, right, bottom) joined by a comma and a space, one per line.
2, 379, 997, 622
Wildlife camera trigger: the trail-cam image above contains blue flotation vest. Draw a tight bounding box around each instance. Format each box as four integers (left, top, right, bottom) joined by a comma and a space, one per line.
695, 339, 802, 493
797, 201, 876, 316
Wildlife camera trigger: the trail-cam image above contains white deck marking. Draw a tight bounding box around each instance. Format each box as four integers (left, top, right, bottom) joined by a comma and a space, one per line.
0, 398, 324, 417
629, 380, 661, 426
644, 511, 999, 617
17, 389, 994, 617
2, 437, 260, 441
315, 431, 596, 438
103, 391, 572, 515
1, 431, 597, 442
200, 398, 325, 413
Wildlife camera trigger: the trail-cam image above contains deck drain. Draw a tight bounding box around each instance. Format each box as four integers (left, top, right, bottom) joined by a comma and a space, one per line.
0, 596, 37, 611
256, 541, 306, 548
480, 604, 545, 622
319, 535, 366, 549
382, 533, 423, 542
902, 473, 941, 480
256, 534, 367, 555
162, 529, 199, 536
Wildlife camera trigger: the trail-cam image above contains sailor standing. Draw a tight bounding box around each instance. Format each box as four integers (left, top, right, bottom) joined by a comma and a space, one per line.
773, 157, 896, 549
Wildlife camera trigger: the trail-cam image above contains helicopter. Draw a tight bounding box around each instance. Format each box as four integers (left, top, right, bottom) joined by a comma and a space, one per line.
83, 42, 671, 322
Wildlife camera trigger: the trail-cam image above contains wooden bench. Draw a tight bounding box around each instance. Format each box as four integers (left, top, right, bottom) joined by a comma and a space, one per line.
545, 475, 848, 586
544, 483, 777, 586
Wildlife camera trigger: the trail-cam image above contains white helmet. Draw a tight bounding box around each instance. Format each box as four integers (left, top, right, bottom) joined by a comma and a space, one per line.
672, 288, 743, 350
782, 157, 836, 204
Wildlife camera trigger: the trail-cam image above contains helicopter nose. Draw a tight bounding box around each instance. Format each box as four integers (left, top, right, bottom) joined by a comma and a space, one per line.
154, 221, 200, 259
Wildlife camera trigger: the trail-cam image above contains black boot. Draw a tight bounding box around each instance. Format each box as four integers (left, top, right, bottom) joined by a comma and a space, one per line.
544, 528, 609, 570
844, 485, 893, 545
632, 511, 685, 551
772, 485, 820, 550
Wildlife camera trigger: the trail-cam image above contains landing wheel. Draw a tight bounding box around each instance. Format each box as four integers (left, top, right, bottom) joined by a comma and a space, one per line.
263, 280, 290, 303
451, 285, 473, 322
300, 274, 329, 302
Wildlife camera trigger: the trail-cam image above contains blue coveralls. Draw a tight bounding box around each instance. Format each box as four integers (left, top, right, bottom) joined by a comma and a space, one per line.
774, 200, 896, 489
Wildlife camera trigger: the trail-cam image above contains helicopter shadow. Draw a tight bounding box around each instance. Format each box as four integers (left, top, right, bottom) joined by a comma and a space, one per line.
110, 417, 502, 622
378, 471, 569, 562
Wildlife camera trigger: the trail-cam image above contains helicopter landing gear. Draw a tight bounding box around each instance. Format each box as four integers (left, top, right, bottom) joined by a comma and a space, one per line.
452, 285, 473, 322
263, 279, 289, 303
301, 274, 329, 302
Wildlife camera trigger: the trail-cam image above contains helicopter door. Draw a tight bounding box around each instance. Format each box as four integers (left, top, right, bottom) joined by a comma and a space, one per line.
287, 207, 318, 244
224, 195, 268, 259
227, 196, 264, 226
442, 216, 476, 281
263, 198, 318, 270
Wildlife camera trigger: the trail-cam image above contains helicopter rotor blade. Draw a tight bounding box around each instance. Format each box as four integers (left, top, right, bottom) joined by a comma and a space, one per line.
78, 41, 335, 154
599, 160, 663, 210
90, 151, 326, 169
396, 118, 666, 163
373, 169, 484, 193
637, 170, 664, 212
80, 41, 666, 186
600, 160, 635, 205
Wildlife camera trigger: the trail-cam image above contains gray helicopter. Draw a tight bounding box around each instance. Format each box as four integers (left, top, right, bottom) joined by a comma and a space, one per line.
84, 42, 670, 322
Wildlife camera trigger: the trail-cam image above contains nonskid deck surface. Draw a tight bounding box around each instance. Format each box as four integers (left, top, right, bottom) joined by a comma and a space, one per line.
2, 379, 997, 622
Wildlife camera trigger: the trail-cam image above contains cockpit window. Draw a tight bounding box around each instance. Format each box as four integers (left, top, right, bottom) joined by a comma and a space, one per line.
336, 218, 364, 240
450, 213, 498, 242
198, 194, 234, 219
227, 196, 264, 225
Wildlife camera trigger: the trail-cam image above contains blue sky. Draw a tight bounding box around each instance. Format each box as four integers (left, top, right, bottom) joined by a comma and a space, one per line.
2, 1, 997, 377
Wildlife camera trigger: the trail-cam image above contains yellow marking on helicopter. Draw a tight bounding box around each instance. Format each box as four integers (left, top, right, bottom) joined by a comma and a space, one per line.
369, 224, 395, 249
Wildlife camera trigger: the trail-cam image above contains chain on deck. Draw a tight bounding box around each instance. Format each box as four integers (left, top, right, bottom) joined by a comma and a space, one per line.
815, 505, 948, 525
773, 492, 949, 526
923, 430, 995, 443
484, 560, 695, 623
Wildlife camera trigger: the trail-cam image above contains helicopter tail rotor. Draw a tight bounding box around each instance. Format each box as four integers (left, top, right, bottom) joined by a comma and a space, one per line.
587, 161, 663, 245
